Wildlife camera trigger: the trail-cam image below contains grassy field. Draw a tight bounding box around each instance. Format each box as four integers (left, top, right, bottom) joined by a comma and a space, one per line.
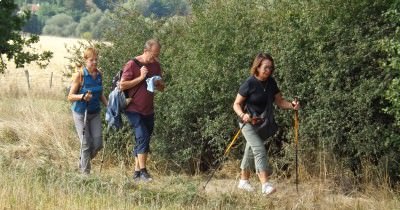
0, 36, 399, 209
0, 36, 82, 92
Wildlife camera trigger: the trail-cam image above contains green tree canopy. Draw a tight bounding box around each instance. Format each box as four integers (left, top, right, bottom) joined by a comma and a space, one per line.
63, 0, 86, 11
135, 0, 189, 18
79, 0, 400, 186
42, 13, 78, 37
0, 0, 52, 74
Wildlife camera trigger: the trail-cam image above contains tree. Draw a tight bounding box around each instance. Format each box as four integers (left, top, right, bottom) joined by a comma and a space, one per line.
75, 9, 103, 38
135, 0, 189, 18
42, 13, 78, 37
63, 0, 86, 11
0, 0, 52, 74
22, 14, 43, 34
381, 9, 400, 127
93, 0, 117, 11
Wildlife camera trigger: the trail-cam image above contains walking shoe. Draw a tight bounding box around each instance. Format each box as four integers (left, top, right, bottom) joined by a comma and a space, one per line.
133, 171, 141, 181
238, 180, 255, 192
262, 182, 276, 195
140, 169, 153, 182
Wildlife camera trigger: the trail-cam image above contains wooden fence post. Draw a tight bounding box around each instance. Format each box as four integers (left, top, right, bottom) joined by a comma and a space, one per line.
24, 70, 30, 89
50, 72, 53, 88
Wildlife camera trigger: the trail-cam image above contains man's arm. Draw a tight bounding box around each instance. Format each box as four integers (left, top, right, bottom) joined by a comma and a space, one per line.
119, 65, 148, 91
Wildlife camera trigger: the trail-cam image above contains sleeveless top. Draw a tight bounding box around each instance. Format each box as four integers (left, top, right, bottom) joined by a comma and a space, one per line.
72, 67, 103, 114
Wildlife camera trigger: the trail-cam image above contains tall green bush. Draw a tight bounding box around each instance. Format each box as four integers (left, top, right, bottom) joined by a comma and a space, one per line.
75, 9, 110, 39
261, 0, 400, 184
42, 13, 78, 37
95, 0, 400, 184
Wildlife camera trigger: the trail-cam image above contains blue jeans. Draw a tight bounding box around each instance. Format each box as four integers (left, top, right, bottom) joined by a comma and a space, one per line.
125, 111, 154, 157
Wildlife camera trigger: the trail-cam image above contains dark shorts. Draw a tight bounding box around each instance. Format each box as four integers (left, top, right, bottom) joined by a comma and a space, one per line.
125, 111, 154, 156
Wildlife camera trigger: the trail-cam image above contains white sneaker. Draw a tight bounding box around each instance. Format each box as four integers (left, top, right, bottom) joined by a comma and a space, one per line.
238, 180, 255, 192
262, 182, 276, 195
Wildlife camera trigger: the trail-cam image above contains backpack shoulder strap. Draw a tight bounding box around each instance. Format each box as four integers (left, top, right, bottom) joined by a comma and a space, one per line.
74, 67, 84, 91
132, 58, 144, 67
79, 68, 84, 87
97, 68, 102, 75
97, 69, 103, 79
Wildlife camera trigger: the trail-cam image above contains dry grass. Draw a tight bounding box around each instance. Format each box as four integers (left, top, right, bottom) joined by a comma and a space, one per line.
0, 92, 76, 169
3, 35, 82, 74
0, 89, 398, 209
0, 35, 83, 94
0, 36, 399, 209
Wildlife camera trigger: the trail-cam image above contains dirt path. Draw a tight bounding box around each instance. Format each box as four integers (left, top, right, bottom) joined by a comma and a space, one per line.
203, 178, 239, 194
203, 177, 312, 200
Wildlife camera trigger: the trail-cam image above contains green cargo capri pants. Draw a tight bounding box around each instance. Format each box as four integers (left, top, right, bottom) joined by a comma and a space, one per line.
239, 122, 271, 174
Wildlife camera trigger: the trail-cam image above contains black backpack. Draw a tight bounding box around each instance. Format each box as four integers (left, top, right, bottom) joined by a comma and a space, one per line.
111, 58, 144, 91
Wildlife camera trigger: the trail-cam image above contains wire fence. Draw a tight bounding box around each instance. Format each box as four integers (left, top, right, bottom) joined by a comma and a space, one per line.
0, 69, 70, 92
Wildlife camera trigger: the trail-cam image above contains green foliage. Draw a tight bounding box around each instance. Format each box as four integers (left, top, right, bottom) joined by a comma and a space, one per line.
92, 11, 113, 39
380, 9, 400, 127
0, 0, 52, 74
24, 2, 113, 38
35, 2, 66, 18
261, 0, 400, 183
75, 9, 102, 37
20, 2, 66, 35
16, 0, 189, 39
135, 0, 190, 18
63, 0, 86, 11
152, 1, 272, 173
75, 9, 112, 39
93, 0, 118, 11
22, 14, 43, 34
42, 13, 78, 37
88, 0, 400, 184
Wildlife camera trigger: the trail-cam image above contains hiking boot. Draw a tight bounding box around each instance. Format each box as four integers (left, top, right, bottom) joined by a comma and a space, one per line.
238, 180, 255, 192
133, 171, 141, 181
262, 182, 276, 195
140, 170, 153, 182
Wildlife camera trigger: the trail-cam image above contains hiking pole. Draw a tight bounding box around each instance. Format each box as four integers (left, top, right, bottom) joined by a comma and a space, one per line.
80, 100, 88, 172
203, 122, 246, 190
293, 97, 299, 193
99, 126, 109, 173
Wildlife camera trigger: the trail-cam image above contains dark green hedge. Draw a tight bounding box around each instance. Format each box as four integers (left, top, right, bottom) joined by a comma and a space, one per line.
97, 0, 400, 185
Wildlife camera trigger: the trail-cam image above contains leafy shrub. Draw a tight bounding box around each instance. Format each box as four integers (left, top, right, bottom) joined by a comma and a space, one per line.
42, 13, 78, 37
87, 0, 400, 184
75, 9, 103, 38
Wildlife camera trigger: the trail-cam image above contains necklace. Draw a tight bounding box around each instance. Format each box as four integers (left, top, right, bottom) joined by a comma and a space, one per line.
254, 75, 268, 92
259, 80, 268, 92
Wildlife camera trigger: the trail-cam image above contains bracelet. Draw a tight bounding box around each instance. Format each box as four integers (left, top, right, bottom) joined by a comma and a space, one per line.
239, 113, 245, 118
